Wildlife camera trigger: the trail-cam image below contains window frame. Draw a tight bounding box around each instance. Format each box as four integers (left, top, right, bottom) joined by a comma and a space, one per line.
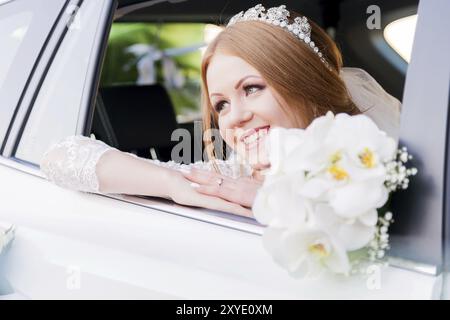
388, 0, 450, 276
0, 0, 76, 160
0, 0, 70, 154
12, 0, 117, 165
1, 0, 115, 163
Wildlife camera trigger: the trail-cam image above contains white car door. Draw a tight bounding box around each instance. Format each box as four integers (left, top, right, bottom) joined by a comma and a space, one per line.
0, 0, 446, 299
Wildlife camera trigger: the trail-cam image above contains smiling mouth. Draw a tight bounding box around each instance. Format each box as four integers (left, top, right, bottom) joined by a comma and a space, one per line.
240, 125, 270, 147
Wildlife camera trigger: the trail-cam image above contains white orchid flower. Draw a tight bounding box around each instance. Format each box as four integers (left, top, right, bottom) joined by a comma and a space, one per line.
253, 174, 312, 228
312, 203, 377, 251
328, 113, 397, 164
284, 112, 394, 218
262, 226, 350, 277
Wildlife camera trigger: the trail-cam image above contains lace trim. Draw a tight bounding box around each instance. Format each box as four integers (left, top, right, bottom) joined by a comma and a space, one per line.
40, 135, 111, 193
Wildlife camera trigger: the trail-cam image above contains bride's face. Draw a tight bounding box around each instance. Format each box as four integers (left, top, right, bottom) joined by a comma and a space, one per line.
206, 53, 296, 167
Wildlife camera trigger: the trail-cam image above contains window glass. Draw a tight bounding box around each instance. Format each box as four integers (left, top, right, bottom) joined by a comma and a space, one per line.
0, 0, 66, 148
0, 11, 32, 90
15, 0, 107, 164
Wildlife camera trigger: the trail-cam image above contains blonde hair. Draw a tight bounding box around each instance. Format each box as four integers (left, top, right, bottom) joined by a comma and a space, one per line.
200, 12, 359, 163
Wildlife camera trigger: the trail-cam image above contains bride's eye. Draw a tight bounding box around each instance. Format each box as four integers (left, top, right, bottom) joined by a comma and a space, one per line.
214, 100, 228, 113
244, 84, 264, 96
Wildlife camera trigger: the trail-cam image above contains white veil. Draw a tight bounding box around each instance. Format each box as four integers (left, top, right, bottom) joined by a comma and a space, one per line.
340, 67, 402, 142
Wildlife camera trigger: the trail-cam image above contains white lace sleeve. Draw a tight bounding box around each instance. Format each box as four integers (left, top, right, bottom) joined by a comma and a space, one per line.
40, 135, 253, 194
40, 135, 113, 193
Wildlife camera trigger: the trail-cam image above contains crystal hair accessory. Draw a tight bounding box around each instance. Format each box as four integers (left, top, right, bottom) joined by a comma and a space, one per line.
227, 4, 329, 67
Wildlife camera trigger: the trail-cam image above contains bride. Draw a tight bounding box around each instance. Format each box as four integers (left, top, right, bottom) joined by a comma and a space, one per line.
40, 4, 401, 217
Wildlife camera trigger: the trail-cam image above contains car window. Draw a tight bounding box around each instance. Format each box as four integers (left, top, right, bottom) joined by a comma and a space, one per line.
0, 11, 32, 90
0, 0, 67, 151
101, 22, 223, 123
15, 0, 110, 164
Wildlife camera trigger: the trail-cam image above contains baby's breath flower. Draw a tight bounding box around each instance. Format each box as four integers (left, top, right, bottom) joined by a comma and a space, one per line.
384, 147, 417, 192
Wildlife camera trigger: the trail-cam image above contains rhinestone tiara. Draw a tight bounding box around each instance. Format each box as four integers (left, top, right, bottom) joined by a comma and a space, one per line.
227, 4, 329, 68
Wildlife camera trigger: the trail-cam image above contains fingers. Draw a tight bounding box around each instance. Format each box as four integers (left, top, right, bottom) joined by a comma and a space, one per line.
195, 183, 232, 201
194, 184, 254, 208
181, 168, 229, 186
180, 168, 263, 209
232, 205, 253, 217
194, 192, 253, 217
181, 168, 261, 208
170, 171, 253, 217
252, 162, 271, 171
210, 198, 253, 217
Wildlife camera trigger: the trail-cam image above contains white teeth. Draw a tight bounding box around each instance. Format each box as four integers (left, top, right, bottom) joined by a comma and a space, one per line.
242, 127, 270, 145
244, 132, 258, 144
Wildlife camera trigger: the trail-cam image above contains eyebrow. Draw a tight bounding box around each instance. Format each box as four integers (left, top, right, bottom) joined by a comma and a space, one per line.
209, 75, 261, 98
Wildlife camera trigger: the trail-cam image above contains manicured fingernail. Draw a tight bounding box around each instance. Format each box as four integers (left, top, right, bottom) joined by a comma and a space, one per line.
190, 182, 200, 188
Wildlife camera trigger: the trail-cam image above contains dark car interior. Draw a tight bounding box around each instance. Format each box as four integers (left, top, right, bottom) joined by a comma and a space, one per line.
94, 84, 179, 160
92, 0, 419, 163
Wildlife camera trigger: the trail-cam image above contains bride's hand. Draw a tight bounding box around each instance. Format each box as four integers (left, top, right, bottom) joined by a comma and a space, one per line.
166, 170, 253, 217
181, 168, 264, 208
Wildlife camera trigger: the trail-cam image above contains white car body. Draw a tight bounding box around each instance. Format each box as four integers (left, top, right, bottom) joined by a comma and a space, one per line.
0, 161, 441, 299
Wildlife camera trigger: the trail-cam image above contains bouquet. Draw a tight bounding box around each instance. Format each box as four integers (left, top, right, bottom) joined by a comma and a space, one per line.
253, 112, 417, 278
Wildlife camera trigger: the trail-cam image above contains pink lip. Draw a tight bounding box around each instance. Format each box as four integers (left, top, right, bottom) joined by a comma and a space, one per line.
239, 125, 271, 143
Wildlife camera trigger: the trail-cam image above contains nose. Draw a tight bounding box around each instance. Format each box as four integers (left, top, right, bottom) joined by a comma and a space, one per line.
228, 104, 253, 128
